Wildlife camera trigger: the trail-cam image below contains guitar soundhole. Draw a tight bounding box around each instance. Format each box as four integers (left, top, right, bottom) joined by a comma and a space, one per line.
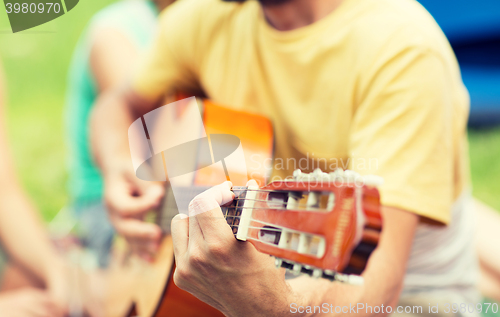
259, 226, 282, 245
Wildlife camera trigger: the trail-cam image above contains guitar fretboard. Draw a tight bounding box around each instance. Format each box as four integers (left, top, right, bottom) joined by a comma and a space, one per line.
158, 186, 249, 235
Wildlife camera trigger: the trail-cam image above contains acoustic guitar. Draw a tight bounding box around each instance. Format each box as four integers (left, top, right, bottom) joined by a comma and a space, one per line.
105, 98, 382, 317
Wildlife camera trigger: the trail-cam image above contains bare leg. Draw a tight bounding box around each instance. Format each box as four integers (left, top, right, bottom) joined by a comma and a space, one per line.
475, 199, 500, 301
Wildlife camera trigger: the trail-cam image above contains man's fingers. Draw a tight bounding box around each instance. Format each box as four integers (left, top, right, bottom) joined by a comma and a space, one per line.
106, 178, 164, 217
246, 179, 259, 188
188, 181, 234, 216
189, 181, 235, 241
111, 216, 162, 242
117, 219, 161, 261
135, 179, 165, 203
171, 214, 189, 259
24, 290, 64, 317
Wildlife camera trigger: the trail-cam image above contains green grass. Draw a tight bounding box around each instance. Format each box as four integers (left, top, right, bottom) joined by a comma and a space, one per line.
469, 127, 500, 210
0, 0, 116, 221
1, 1, 500, 221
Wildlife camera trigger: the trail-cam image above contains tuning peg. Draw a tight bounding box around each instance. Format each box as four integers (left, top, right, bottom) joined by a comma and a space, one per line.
333, 273, 365, 285
345, 275, 364, 286
292, 264, 302, 276
293, 169, 302, 181
363, 175, 384, 186
312, 269, 322, 279
312, 168, 322, 179
275, 258, 283, 268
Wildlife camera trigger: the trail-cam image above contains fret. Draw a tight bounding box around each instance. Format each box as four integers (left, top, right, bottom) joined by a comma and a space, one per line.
157, 185, 258, 234
157, 185, 212, 232
225, 187, 247, 235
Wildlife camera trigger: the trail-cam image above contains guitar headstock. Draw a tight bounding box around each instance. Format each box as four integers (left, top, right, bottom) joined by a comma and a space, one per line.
223, 168, 382, 284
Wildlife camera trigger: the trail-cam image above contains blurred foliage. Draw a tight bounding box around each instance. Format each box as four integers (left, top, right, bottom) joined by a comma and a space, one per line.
0, 0, 116, 221
0, 0, 500, 223
469, 127, 500, 210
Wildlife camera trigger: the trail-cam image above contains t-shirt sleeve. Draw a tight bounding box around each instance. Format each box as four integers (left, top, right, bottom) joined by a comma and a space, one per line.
349, 47, 455, 224
131, 8, 195, 102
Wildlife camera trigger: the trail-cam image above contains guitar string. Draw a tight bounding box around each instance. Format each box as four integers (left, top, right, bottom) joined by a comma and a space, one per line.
162, 188, 363, 222
231, 197, 326, 204
157, 201, 362, 226
158, 201, 330, 224
233, 188, 339, 193
230, 232, 371, 275
227, 220, 380, 235
170, 197, 331, 207
169, 197, 331, 209
222, 204, 325, 211
228, 217, 296, 230
158, 203, 379, 224
229, 224, 381, 235
174, 187, 341, 198
170, 188, 295, 197
157, 205, 328, 226
162, 213, 293, 231
158, 214, 381, 235
229, 225, 283, 233
157, 192, 379, 268
158, 190, 365, 227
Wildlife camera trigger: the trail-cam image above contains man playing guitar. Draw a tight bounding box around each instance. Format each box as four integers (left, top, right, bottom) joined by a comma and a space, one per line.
91, 0, 478, 315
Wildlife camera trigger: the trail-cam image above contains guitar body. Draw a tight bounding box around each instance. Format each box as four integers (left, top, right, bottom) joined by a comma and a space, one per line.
106, 98, 274, 317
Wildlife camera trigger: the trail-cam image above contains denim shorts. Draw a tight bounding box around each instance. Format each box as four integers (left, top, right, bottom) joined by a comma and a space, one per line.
71, 200, 114, 268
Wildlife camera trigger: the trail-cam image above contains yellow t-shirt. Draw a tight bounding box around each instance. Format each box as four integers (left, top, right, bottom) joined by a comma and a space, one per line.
132, 0, 470, 224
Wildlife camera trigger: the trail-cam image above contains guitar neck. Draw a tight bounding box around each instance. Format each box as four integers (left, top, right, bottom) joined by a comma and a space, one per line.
158, 185, 247, 234
158, 177, 381, 284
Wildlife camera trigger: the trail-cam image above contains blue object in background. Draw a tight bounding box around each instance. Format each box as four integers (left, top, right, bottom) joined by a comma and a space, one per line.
418, 0, 500, 127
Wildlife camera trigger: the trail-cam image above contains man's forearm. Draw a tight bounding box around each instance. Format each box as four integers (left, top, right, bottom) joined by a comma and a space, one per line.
0, 185, 64, 285
286, 256, 400, 316
0, 63, 64, 285
89, 90, 136, 175
283, 206, 417, 317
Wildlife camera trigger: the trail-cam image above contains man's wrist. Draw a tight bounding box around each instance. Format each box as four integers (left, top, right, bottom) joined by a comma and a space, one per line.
99, 154, 133, 180
225, 278, 301, 317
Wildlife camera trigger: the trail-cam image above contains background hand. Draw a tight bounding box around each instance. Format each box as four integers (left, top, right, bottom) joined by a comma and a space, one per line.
0, 288, 65, 317
103, 159, 164, 261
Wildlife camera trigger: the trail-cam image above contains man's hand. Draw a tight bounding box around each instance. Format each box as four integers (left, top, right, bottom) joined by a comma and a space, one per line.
171, 180, 294, 316
0, 288, 65, 317
171, 180, 420, 317
46, 262, 103, 317
103, 158, 164, 261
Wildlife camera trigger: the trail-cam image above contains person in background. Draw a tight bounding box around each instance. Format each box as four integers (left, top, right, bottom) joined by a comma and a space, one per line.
65, 0, 175, 267
0, 61, 67, 317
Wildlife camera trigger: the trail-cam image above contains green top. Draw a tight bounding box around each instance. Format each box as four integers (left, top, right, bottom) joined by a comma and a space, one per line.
0, 244, 7, 284
65, 0, 158, 203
